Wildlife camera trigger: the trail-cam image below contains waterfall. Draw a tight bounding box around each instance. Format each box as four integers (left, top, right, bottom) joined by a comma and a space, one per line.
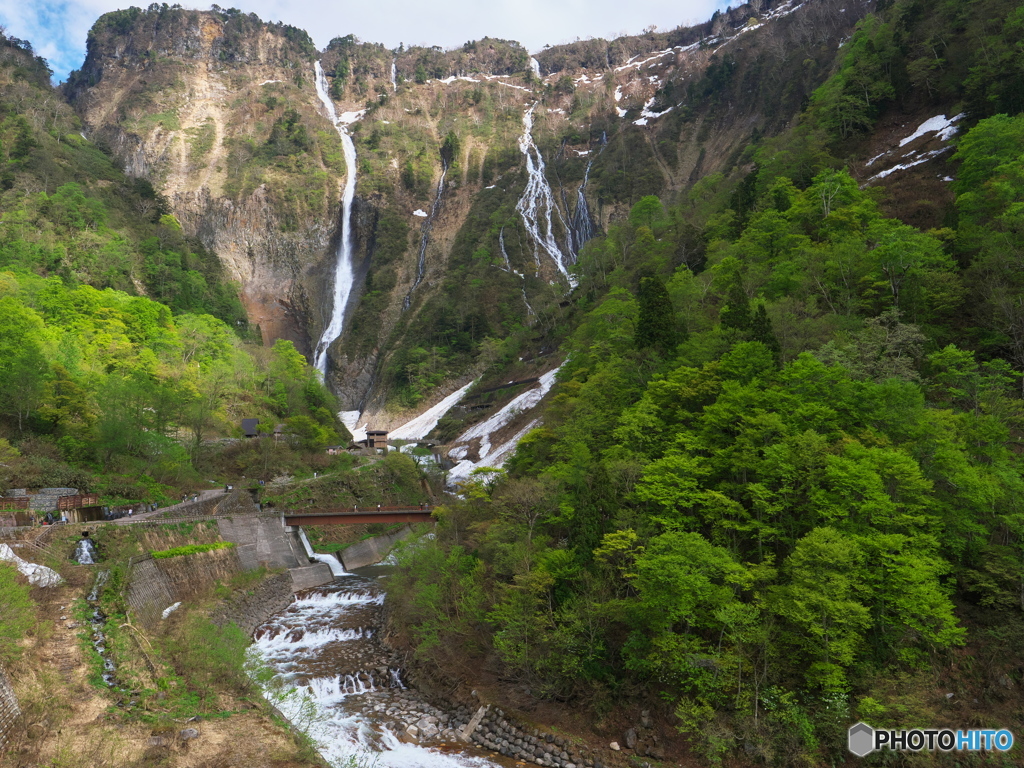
403, 160, 448, 310
515, 105, 576, 287
299, 527, 349, 577
567, 147, 604, 257
530, 57, 541, 79
73, 536, 97, 565
312, 61, 363, 376
390, 58, 397, 92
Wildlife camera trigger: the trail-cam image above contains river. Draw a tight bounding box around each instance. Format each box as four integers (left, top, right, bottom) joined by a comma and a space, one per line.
250, 567, 511, 768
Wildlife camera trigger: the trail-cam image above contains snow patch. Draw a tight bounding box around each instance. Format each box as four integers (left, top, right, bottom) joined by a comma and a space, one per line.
899, 114, 964, 147
162, 602, 182, 619
389, 380, 476, 440
454, 370, 557, 448
339, 411, 366, 443
868, 147, 952, 181
413, 209, 428, 217
0, 543, 62, 587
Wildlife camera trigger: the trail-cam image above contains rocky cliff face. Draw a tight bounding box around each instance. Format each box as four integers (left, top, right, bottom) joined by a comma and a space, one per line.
65, 7, 332, 353
65, 0, 875, 417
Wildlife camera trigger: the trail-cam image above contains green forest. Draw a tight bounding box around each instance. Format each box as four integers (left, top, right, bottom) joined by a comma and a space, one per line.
387, 0, 1024, 764
0, 33, 348, 504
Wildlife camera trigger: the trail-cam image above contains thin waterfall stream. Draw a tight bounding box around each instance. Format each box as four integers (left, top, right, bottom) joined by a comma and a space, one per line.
403, 159, 448, 310
312, 61, 364, 375
566, 132, 606, 258
251, 571, 508, 768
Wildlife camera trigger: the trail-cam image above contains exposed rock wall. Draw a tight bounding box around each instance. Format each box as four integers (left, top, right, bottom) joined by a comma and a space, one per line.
65, 8, 336, 356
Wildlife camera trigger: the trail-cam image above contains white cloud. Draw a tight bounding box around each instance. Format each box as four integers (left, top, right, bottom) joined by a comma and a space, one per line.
1, 0, 727, 82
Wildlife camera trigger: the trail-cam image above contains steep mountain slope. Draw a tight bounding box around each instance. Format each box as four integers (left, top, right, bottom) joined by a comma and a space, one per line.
63, 0, 873, 421
64, 6, 331, 353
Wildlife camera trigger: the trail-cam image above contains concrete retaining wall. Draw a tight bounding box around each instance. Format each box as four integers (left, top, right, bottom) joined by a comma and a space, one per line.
0, 665, 20, 752
217, 515, 309, 570
125, 556, 177, 626
289, 563, 334, 591
338, 525, 417, 570
126, 548, 244, 627
127, 512, 334, 626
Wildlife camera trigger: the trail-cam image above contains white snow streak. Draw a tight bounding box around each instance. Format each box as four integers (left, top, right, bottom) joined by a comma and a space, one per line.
389, 381, 476, 441
899, 113, 964, 147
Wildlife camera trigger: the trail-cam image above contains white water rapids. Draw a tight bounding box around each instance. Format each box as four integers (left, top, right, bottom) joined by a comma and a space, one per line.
313, 61, 364, 375
515, 105, 576, 288
250, 576, 502, 768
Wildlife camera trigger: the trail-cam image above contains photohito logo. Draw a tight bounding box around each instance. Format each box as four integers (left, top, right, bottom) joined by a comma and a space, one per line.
848, 722, 1014, 756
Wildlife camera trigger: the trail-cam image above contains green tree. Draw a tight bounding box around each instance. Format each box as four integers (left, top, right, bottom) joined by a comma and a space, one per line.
770, 527, 871, 691
0, 297, 48, 431
635, 276, 678, 353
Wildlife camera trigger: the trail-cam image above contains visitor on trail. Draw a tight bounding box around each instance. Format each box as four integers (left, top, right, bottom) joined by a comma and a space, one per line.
128, 508, 133, 516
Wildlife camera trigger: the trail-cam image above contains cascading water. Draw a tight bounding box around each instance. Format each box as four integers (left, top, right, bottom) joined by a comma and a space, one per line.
73, 535, 97, 565
299, 527, 349, 578
403, 160, 448, 310
251, 576, 499, 768
391, 58, 397, 92
87, 570, 118, 687
312, 61, 362, 376
515, 105, 576, 288
498, 228, 534, 317
529, 57, 541, 79
567, 134, 608, 258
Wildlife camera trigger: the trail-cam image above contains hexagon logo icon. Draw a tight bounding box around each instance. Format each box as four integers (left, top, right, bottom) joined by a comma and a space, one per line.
848, 722, 875, 757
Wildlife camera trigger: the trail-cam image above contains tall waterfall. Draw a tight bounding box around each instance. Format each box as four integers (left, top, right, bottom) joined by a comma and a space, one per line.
390, 58, 397, 92
403, 160, 448, 310
515, 104, 575, 287
312, 61, 362, 375
567, 136, 606, 257
529, 57, 541, 79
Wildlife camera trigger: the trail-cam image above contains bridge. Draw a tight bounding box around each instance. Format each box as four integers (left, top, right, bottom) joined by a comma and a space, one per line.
281, 505, 435, 526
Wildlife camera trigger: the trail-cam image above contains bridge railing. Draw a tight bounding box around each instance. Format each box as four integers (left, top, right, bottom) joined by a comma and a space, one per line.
297, 504, 433, 514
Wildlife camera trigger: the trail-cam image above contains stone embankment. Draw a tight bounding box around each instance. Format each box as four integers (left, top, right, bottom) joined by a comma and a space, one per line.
210, 571, 294, 636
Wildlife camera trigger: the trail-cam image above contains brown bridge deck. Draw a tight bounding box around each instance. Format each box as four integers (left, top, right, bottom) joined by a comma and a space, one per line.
282, 506, 435, 526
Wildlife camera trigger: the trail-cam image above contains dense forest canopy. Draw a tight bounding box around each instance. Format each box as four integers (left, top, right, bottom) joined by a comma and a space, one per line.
386, 0, 1024, 764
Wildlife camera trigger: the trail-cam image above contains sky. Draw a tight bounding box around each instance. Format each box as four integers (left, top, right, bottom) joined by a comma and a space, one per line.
0, 0, 729, 82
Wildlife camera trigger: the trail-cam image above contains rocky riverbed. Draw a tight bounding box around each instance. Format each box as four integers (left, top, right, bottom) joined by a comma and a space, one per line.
250, 570, 642, 768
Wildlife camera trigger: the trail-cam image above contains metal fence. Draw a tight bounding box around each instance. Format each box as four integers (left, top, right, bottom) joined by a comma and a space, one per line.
0, 665, 20, 752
